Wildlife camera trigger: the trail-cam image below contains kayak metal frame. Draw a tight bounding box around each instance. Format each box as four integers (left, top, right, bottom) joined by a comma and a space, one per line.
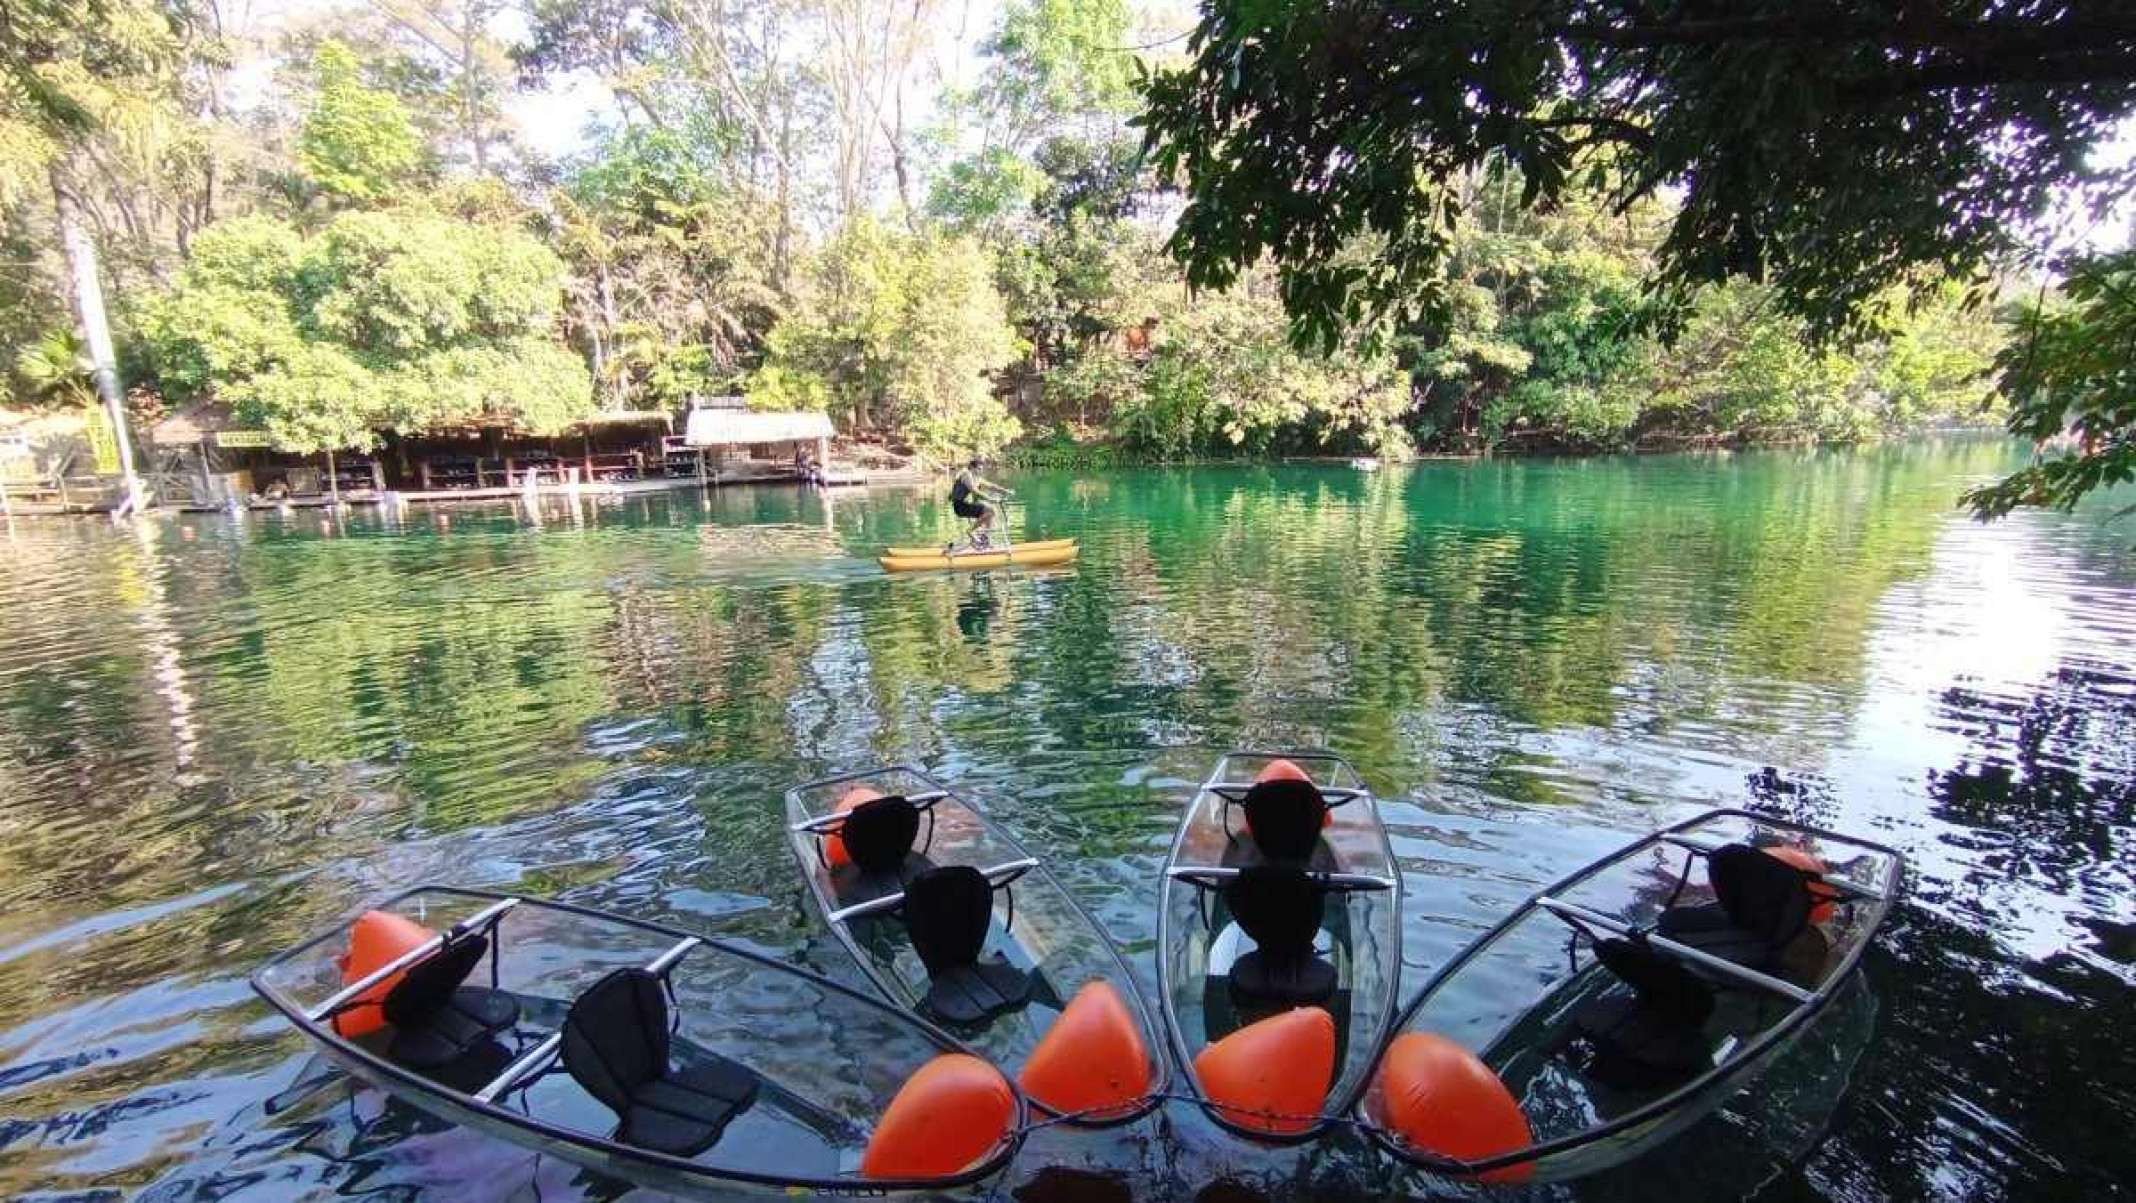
1156, 749, 1405, 1144
783, 764, 1169, 1126
1167, 865, 1398, 893
251, 884, 1027, 1194
826, 858, 1038, 924
1360, 807, 1904, 1178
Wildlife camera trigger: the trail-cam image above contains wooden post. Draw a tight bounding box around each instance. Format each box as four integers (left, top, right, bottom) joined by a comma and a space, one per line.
326, 449, 341, 505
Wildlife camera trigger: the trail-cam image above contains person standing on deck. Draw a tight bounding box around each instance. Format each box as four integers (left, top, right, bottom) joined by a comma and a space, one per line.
950, 458, 1013, 548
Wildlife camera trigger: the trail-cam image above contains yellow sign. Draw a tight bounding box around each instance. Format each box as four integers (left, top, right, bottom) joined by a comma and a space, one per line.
214, 429, 271, 449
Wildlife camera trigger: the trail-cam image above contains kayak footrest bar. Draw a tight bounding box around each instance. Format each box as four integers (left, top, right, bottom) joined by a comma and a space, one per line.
1538, 896, 1814, 1003
788, 790, 946, 833
827, 858, 1038, 924
471, 935, 700, 1104
1167, 865, 1397, 892
1658, 833, 1886, 901
307, 898, 520, 1022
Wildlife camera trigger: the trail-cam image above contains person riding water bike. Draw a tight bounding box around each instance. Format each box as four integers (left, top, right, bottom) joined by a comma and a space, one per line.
949, 458, 1013, 549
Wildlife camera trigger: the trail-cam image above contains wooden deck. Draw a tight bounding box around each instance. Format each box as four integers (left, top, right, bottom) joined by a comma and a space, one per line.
168, 466, 872, 513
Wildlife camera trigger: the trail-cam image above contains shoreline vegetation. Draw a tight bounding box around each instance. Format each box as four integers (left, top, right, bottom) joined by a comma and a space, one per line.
1, 2, 2120, 519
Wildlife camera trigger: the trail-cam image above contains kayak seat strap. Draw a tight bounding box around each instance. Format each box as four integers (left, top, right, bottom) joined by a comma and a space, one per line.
839, 795, 923, 875
904, 866, 1032, 1025
1657, 844, 1816, 971
380, 932, 520, 1070
1238, 779, 1326, 862
562, 968, 759, 1157
1225, 864, 1337, 1005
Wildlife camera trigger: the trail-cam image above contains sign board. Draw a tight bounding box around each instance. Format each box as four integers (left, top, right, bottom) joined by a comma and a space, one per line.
214, 429, 272, 449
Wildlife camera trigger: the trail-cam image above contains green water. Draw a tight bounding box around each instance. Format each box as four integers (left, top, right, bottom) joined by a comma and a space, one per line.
2, 438, 2133, 1200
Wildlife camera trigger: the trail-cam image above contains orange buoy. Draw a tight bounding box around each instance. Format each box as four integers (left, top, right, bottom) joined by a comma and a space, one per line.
1370, 1032, 1533, 1183
1765, 845, 1839, 923
1019, 981, 1152, 1117
1192, 1007, 1334, 1136
1255, 759, 1332, 828
332, 910, 433, 1037
861, 1052, 1017, 1179
822, 786, 884, 870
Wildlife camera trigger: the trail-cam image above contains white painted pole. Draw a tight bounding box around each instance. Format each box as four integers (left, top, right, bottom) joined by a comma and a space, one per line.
58, 203, 144, 515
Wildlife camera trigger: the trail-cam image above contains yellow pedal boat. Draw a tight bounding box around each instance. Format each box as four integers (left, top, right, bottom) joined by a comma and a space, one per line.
878, 539, 1079, 572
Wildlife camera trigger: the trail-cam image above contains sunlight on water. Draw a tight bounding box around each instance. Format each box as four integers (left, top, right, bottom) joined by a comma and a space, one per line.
0, 438, 2131, 1200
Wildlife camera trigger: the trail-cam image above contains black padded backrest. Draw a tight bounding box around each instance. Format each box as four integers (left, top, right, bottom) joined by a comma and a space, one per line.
562, 968, 672, 1115
1225, 863, 1325, 961
382, 933, 487, 1028
904, 866, 993, 974
1594, 937, 1715, 1027
840, 795, 920, 874
1710, 844, 1814, 948
1240, 778, 1326, 862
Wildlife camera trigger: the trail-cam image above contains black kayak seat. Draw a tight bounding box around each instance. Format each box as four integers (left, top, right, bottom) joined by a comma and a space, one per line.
380, 932, 521, 1070
1570, 936, 1717, 1091
562, 968, 759, 1157
839, 795, 922, 875
1656, 843, 1817, 971
1238, 778, 1327, 863
904, 865, 1032, 1025
1225, 864, 1337, 1006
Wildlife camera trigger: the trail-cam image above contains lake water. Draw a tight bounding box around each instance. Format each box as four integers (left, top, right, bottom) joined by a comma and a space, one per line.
2, 439, 2131, 1201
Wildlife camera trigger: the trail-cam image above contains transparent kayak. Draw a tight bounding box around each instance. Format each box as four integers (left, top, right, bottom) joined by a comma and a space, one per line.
1156, 751, 1404, 1140
785, 766, 1166, 1122
1360, 808, 1903, 1183
252, 887, 1025, 1198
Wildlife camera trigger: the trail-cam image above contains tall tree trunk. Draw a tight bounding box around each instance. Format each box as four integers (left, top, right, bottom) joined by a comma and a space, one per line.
53, 169, 144, 512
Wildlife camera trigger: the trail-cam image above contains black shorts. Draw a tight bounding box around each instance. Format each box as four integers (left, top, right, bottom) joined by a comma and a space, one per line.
953, 498, 988, 519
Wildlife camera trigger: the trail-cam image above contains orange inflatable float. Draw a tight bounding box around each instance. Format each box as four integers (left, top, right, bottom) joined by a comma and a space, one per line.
861, 1052, 1017, 1178
1253, 758, 1332, 830
332, 910, 433, 1037
1371, 1032, 1533, 1183
1192, 1007, 1334, 1136
822, 786, 884, 870
1764, 845, 1839, 923
1019, 981, 1152, 1117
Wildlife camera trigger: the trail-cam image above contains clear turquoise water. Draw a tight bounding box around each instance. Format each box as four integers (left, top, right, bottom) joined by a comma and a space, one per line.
1, 438, 2131, 1200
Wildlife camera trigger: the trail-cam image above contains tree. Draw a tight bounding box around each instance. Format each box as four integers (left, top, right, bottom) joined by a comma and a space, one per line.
747, 219, 1022, 458
142, 208, 593, 451
1139, 1, 2136, 351
296, 40, 424, 206
547, 125, 781, 408
1965, 249, 2136, 519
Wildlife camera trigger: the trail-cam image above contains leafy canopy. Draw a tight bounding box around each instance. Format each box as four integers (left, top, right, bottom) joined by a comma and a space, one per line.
143, 209, 592, 452
1139, 1, 2136, 351
1965, 250, 2136, 519
297, 40, 425, 206
748, 219, 1023, 459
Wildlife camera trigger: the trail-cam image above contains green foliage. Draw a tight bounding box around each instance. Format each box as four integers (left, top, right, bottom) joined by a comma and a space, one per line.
1139, 1, 2136, 351
748, 219, 1022, 459
296, 41, 425, 206
142, 209, 591, 452
1109, 268, 1414, 458
1965, 250, 2136, 519
550, 124, 780, 408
